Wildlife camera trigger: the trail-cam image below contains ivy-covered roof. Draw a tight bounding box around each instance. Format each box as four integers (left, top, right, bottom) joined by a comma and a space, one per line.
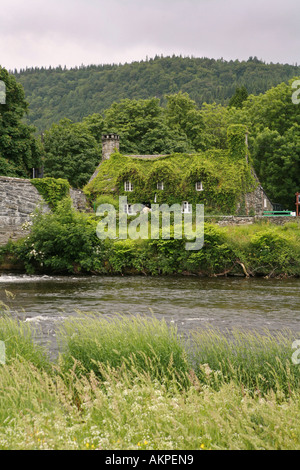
84, 129, 257, 215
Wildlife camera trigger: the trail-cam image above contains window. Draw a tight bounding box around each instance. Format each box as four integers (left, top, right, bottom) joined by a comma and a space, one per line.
124, 181, 133, 192
123, 204, 136, 215
181, 201, 192, 213
264, 198, 268, 209
195, 181, 203, 191
157, 182, 164, 190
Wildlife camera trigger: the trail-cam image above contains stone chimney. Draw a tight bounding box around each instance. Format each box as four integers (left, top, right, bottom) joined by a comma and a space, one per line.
102, 133, 120, 160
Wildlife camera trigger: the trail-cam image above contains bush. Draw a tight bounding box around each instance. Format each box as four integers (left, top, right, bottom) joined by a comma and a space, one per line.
186, 224, 236, 274
16, 198, 106, 274
247, 230, 297, 275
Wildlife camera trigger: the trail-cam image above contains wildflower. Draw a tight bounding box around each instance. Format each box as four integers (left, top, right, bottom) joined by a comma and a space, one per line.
200, 443, 205, 449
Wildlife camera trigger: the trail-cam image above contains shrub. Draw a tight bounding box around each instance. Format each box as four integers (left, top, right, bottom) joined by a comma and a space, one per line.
16, 198, 105, 274
186, 224, 236, 274
247, 230, 297, 275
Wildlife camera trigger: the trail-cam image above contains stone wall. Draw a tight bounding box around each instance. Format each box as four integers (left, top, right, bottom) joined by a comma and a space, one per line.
209, 215, 299, 226
0, 176, 48, 245
69, 188, 90, 212
0, 176, 90, 245
244, 183, 273, 215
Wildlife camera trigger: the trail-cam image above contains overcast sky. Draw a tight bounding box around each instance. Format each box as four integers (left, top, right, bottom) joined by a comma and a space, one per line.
1, 0, 299, 70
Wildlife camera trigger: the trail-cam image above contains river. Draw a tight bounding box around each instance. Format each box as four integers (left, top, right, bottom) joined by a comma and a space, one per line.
0, 274, 299, 358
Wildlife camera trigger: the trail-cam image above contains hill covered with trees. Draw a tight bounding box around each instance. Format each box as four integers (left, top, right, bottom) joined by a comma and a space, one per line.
13, 55, 300, 133
1, 61, 300, 210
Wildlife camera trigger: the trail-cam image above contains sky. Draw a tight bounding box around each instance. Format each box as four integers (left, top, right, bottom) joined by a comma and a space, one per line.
0, 0, 299, 70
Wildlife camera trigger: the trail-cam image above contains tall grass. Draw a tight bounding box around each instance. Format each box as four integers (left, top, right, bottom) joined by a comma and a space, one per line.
189, 327, 300, 396
0, 309, 50, 371
0, 358, 299, 450
0, 312, 299, 449
57, 314, 190, 386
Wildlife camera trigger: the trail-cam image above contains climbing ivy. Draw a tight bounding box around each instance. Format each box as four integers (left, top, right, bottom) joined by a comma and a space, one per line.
84, 127, 257, 215
31, 177, 70, 210
145, 160, 181, 205
227, 124, 248, 161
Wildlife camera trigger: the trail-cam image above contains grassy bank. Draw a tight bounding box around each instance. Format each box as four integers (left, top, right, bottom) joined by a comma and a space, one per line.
2, 212, 300, 277
0, 311, 299, 450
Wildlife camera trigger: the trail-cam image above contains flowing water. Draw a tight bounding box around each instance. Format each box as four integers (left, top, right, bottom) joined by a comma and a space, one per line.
0, 274, 299, 358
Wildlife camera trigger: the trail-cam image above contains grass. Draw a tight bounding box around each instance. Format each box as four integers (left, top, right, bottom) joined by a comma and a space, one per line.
0, 311, 299, 450
189, 327, 300, 396
57, 313, 190, 385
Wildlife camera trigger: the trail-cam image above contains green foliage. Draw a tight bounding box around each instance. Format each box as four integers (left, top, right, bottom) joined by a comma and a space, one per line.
94, 194, 119, 210
191, 327, 299, 396
186, 225, 236, 275
244, 78, 300, 208
0, 313, 299, 450
229, 86, 249, 108
58, 314, 189, 385
145, 160, 182, 205
0, 315, 50, 370
103, 97, 193, 155
227, 124, 248, 160
43, 118, 100, 188
0, 67, 41, 177
31, 177, 70, 210
13, 56, 300, 133
10, 195, 300, 278
85, 146, 255, 215
16, 198, 105, 274
246, 230, 297, 275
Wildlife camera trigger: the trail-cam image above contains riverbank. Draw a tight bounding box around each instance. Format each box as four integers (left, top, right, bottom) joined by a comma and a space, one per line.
0, 313, 299, 450
1, 202, 300, 277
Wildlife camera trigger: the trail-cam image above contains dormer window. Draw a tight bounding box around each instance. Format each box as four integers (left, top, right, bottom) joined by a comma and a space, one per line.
124, 181, 133, 192
195, 181, 203, 191
157, 182, 164, 190
181, 201, 192, 214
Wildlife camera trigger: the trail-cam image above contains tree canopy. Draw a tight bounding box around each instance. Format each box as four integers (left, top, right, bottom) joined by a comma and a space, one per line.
13, 55, 300, 133
0, 67, 41, 177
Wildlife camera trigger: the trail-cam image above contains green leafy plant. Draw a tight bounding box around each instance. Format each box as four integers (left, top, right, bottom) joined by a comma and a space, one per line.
31, 177, 70, 210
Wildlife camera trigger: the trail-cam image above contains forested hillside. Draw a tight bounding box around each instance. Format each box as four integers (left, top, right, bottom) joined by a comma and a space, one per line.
13, 55, 300, 132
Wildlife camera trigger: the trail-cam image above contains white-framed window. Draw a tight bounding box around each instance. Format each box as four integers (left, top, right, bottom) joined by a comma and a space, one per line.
264, 198, 268, 208
123, 204, 136, 215
124, 181, 133, 192
181, 201, 192, 213
157, 181, 164, 190
195, 181, 203, 191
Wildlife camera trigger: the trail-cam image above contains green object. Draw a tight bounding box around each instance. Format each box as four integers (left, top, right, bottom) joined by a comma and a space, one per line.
263, 211, 292, 216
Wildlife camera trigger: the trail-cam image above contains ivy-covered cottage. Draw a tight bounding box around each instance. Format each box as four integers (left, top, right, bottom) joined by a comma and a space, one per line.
84, 125, 273, 216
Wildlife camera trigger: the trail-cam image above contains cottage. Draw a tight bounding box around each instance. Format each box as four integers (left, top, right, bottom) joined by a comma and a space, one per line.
85, 126, 273, 216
